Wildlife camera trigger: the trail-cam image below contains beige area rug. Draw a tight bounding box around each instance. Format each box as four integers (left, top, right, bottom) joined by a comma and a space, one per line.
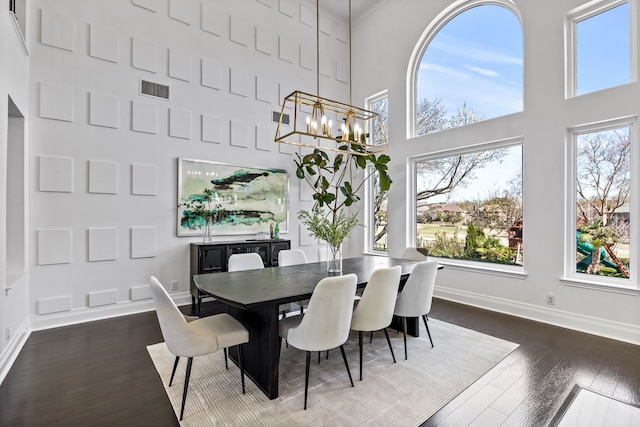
147, 319, 518, 426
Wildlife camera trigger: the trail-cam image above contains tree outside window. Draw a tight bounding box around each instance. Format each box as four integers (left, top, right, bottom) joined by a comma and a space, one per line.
414, 144, 523, 266
367, 93, 388, 251
575, 126, 631, 279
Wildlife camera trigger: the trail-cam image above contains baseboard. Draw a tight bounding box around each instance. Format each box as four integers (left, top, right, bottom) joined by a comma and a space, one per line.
434, 286, 640, 346
0, 317, 30, 385
30, 292, 193, 331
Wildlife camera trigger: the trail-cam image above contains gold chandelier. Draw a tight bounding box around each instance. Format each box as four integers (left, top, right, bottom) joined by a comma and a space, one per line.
274, 0, 389, 156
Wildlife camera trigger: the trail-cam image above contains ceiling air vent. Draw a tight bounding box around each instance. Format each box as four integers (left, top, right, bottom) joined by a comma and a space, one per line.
140, 80, 170, 100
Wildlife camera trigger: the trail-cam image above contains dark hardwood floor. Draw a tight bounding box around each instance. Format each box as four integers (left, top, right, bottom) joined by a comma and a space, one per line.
0, 299, 638, 426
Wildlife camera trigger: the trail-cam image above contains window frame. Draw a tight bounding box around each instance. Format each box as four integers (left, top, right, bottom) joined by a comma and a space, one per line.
408, 136, 526, 277
565, 0, 638, 99
364, 90, 389, 254
406, 0, 523, 139
563, 116, 639, 293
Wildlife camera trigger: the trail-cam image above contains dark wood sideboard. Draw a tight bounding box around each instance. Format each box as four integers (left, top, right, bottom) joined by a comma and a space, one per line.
189, 239, 290, 314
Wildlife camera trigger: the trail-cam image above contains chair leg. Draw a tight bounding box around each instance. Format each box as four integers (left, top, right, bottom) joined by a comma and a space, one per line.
224, 348, 228, 370
401, 316, 408, 360
359, 331, 364, 381
383, 328, 396, 363
169, 356, 180, 386
304, 351, 311, 410
422, 315, 434, 348
339, 345, 355, 388
326, 349, 329, 360
238, 344, 246, 394
179, 357, 194, 421
369, 331, 373, 343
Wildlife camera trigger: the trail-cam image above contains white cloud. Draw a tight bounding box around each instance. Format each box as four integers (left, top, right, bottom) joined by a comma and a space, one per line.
419, 63, 470, 80
468, 66, 500, 78
429, 38, 522, 66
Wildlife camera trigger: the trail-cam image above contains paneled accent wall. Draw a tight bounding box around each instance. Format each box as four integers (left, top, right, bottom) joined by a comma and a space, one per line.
28, 0, 349, 324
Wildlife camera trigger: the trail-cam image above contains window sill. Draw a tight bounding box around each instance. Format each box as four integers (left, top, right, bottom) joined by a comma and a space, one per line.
435, 258, 527, 279
560, 277, 640, 296
376, 253, 527, 280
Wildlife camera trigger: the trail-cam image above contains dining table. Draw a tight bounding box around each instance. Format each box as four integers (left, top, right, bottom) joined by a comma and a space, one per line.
193, 255, 425, 399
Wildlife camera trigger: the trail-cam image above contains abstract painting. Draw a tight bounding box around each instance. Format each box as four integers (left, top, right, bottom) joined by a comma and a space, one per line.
178, 158, 288, 236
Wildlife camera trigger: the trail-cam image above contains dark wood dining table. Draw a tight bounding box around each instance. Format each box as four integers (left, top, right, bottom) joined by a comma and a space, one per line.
193, 255, 423, 399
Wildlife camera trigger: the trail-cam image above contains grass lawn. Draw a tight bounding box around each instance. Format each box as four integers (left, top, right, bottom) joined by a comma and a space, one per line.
417, 223, 467, 241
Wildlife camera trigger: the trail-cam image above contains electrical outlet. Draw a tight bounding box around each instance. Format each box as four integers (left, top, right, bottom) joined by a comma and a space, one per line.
546, 294, 556, 306
5, 327, 10, 341
171, 280, 179, 291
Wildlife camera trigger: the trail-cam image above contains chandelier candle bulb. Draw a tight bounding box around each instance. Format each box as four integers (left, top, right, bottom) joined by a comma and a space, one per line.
306, 116, 311, 133
354, 123, 361, 141
328, 119, 333, 138
321, 115, 327, 134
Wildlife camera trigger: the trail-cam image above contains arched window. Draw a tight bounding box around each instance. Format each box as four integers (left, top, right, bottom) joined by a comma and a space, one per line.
407, 1, 523, 137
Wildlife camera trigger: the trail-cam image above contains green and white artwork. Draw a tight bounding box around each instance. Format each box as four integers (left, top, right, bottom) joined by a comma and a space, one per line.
178, 158, 288, 236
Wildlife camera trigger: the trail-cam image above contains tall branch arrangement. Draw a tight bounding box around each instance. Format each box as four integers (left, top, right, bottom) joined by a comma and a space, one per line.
294, 147, 391, 246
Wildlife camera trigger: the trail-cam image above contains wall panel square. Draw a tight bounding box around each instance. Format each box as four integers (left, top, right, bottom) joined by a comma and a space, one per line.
201, 58, 222, 90
169, 108, 192, 139
89, 92, 119, 128
132, 37, 158, 73
89, 23, 119, 63
40, 82, 73, 122
201, 2, 224, 36
169, 49, 191, 81
38, 228, 72, 265
39, 156, 74, 193
131, 164, 158, 195
201, 114, 222, 143
131, 101, 157, 134
131, 227, 157, 258
89, 160, 118, 194
88, 228, 117, 261
230, 120, 249, 147
41, 8, 75, 51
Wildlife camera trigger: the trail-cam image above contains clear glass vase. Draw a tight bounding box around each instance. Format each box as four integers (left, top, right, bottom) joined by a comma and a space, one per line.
326, 242, 342, 275
202, 217, 213, 243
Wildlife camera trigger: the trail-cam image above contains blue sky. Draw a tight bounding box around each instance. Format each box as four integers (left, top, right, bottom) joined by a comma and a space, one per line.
417, 3, 630, 118
416, 3, 630, 203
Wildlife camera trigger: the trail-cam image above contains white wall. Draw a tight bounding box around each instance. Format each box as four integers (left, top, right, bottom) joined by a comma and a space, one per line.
0, 6, 30, 383
353, 0, 640, 344
26, 0, 350, 330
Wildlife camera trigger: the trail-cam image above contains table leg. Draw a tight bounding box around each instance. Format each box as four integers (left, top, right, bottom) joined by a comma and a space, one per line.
227, 304, 280, 399
390, 315, 419, 337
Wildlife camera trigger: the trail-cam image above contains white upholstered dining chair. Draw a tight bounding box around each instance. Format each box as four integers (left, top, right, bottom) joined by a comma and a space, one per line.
278, 249, 309, 315
149, 276, 249, 421
278, 273, 357, 409
228, 252, 294, 319
393, 260, 439, 360
278, 248, 308, 266
227, 252, 264, 272
350, 266, 402, 380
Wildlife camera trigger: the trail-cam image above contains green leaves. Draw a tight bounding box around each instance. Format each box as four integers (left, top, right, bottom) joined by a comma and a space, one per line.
294, 147, 392, 231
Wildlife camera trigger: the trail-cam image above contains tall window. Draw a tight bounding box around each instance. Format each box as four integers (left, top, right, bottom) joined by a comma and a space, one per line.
413, 142, 523, 266
571, 121, 632, 281
366, 92, 388, 252
413, 4, 523, 136
571, 1, 632, 96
